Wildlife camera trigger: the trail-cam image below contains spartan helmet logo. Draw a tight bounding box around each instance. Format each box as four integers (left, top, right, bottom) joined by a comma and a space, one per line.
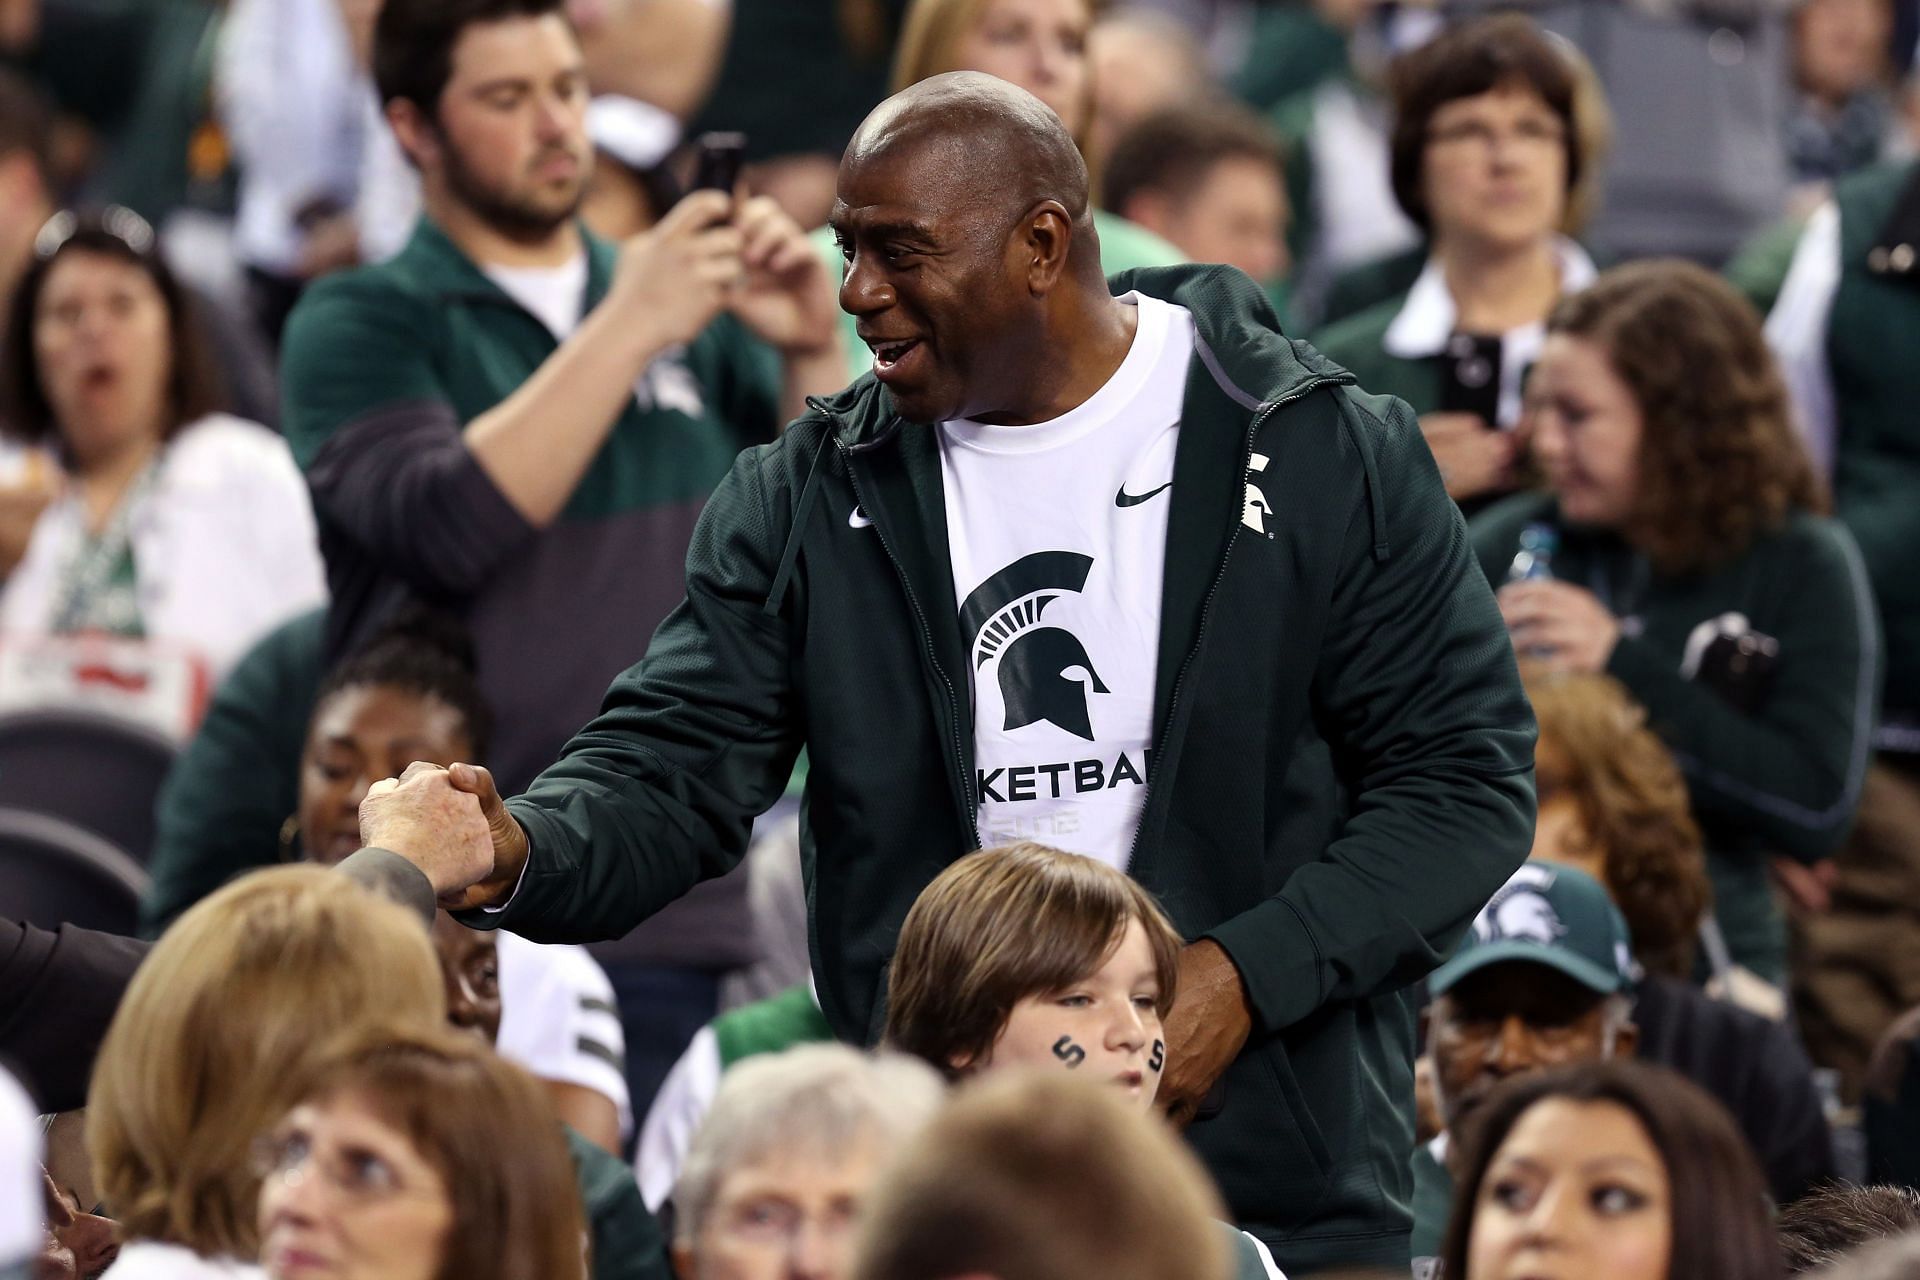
960, 551, 1108, 741
1243, 452, 1273, 535
1473, 865, 1568, 947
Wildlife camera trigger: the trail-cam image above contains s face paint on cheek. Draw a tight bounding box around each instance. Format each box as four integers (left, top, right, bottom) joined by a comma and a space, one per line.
1149, 1039, 1165, 1073
1052, 1035, 1087, 1068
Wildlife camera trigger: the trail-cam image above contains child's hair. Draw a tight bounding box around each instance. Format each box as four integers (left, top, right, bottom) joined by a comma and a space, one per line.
883, 842, 1184, 1077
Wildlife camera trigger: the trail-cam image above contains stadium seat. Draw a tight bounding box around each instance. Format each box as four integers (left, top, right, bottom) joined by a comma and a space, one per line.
0, 709, 178, 864
0, 807, 149, 934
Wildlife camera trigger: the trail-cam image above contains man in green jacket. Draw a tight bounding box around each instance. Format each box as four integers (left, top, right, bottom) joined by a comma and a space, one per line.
361, 72, 1536, 1274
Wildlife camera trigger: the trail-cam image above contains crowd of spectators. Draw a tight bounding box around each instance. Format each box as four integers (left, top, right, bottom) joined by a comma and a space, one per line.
5, 0, 1920, 1276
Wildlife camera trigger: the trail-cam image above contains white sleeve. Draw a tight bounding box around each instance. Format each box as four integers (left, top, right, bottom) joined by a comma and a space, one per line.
493, 934, 633, 1139
0, 1068, 38, 1268
635, 1026, 724, 1213
1765, 201, 1843, 480
1243, 1232, 1286, 1280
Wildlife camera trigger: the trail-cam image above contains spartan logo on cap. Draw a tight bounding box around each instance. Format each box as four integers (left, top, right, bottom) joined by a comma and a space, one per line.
961, 551, 1108, 741
1472, 864, 1567, 948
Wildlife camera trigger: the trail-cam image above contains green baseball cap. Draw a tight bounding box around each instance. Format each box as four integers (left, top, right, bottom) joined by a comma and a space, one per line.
1429, 861, 1636, 998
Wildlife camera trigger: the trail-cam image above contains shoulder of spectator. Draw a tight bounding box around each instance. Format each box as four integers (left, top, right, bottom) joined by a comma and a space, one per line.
1308, 292, 1400, 367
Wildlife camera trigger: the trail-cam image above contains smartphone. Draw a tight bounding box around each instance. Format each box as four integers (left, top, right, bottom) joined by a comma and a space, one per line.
690, 131, 747, 195
1437, 331, 1503, 425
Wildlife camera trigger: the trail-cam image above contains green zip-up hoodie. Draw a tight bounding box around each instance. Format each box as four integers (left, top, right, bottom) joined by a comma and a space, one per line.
477, 264, 1536, 1273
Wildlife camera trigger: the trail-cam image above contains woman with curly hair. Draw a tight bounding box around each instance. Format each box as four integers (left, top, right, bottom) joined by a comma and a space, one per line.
1523, 670, 1839, 1203
1525, 669, 1710, 980
1471, 259, 1879, 987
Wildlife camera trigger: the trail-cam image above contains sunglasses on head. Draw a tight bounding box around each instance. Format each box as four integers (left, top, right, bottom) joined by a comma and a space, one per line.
33, 205, 156, 261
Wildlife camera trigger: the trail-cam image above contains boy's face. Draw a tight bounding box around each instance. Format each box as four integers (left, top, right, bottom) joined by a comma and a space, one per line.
977, 918, 1166, 1108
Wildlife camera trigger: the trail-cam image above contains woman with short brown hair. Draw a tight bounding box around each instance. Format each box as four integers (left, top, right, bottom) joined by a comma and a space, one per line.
1472, 259, 1877, 988
87, 866, 444, 1277
255, 1025, 587, 1280
1314, 13, 1611, 509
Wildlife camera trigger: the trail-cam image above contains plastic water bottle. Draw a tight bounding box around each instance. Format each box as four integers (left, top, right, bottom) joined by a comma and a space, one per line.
1507, 522, 1558, 583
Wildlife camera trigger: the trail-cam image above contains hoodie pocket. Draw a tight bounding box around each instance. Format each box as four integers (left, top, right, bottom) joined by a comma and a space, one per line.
1188, 1035, 1336, 1233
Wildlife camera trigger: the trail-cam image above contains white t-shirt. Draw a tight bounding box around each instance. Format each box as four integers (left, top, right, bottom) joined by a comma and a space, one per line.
482, 252, 708, 418
495, 932, 633, 1140
484, 255, 589, 342
939, 292, 1194, 870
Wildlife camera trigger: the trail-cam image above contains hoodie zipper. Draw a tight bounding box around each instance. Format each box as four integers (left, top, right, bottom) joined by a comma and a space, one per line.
836, 439, 983, 847
1123, 375, 1340, 876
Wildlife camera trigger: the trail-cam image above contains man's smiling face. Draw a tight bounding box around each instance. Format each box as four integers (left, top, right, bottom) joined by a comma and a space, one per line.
829, 137, 1036, 425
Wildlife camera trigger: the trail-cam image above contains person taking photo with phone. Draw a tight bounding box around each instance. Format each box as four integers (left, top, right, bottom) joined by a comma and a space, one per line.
266, 0, 846, 1122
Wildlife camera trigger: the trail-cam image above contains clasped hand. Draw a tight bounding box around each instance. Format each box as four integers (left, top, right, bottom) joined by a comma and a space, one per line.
358, 761, 530, 910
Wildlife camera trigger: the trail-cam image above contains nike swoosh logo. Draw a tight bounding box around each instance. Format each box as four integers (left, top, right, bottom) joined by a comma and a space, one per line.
1114, 481, 1173, 508
849, 505, 873, 529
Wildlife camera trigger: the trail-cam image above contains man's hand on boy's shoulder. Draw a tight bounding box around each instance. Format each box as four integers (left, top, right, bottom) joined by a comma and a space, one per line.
1159, 940, 1253, 1128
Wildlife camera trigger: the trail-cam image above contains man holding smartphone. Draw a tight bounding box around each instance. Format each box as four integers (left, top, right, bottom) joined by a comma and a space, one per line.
276, 0, 844, 1118
280, 0, 844, 793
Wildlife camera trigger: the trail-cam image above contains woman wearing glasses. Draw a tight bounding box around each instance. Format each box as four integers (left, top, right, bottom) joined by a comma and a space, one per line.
1313, 15, 1608, 512
87, 867, 444, 1279
0, 210, 324, 691
255, 1027, 586, 1280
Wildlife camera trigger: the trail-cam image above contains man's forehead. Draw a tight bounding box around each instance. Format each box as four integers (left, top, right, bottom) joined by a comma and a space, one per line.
447, 12, 582, 83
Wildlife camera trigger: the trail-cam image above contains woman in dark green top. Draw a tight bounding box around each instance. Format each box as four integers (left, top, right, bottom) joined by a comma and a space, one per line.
1312, 15, 1606, 512
1472, 260, 1879, 987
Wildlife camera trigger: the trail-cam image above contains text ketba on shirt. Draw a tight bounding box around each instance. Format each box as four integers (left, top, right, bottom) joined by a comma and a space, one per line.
977, 749, 1152, 804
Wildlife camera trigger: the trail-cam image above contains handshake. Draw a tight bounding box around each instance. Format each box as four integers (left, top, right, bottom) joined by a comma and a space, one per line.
357, 762, 530, 910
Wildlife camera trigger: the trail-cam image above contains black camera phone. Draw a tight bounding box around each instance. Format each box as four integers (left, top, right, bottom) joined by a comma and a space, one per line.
691, 131, 747, 195
1438, 331, 1503, 425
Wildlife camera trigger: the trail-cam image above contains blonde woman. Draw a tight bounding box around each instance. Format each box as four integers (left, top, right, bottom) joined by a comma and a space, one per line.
89, 866, 444, 1278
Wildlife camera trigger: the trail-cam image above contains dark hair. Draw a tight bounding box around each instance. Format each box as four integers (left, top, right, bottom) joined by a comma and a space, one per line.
372, 0, 569, 119
314, 609, 493, 760
1549, 259, 1826, 574
1441, 1060, 1783, 1280
0, 218, 226, 449
1387, 14, 1583, 232
884, 843, 1182, 1079
1100, 101, 1282, 217
1780, 1186, 1920, 1274
0, 67, 52, 181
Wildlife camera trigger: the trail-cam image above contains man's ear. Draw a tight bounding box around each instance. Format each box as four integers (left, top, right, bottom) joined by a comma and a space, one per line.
671, 1241, 696, 1280
1611, 1019, 1639, 1059
1022, 200, 1075, 295
385, 98, 439, 172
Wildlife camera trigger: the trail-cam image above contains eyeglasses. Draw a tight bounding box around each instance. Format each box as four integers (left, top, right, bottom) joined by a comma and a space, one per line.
250, 1130, 436, 1207
33, 205, 156, 261
1427, 118, 1568, 155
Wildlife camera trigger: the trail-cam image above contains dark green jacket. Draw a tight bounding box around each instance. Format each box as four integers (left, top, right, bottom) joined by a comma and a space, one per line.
1471, 495, 1879, 983
1827, 162, 1920, 722
478, 264, 1536, 1273
1408, 1138, 1452, 1266
567, 1127, 670, 1280
1311, 291, 1443, 418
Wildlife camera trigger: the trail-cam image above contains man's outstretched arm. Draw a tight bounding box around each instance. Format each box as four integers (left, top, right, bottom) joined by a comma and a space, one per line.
358, 445, 806, 938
